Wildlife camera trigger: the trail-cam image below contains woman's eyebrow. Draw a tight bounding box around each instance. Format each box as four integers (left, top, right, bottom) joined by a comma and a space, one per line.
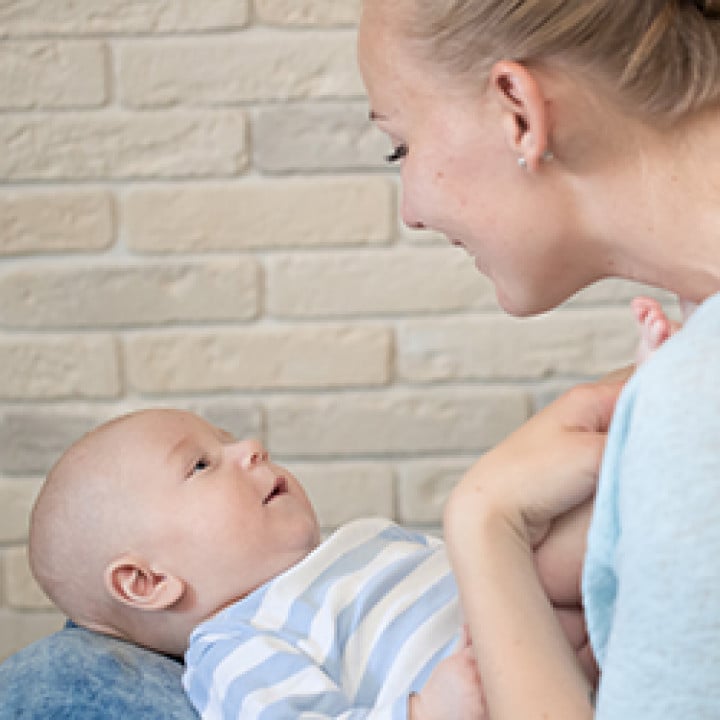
369, 110, 388, 121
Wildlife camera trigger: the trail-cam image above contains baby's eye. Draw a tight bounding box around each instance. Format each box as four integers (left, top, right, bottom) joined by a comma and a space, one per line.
189, 457, 210, 476
385, 144, 408, 163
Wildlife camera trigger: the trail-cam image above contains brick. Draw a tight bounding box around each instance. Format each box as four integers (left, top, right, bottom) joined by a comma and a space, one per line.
0, 335, 120, 400
268, 388, 529, 456
120, 31, 362, 108
0, 479, 41, 542
292, 462, 394, 528
123, 177, 393, 252
0, 190, 113, 256
396, 459, 473, 524
400, 224, 448, 246
397, 308, 640, 382
4, 546, 50, 610
0, 41, 106, 110
267, 247, 495, 317
124, 325, 391, 393
0, 0, 249, 35
0, 258, 258, 329
0, 407, 104, 475
254, 102, 389, 173
255, 0, 360, 26
0, 609, 65, 663
0, 111, 247, 181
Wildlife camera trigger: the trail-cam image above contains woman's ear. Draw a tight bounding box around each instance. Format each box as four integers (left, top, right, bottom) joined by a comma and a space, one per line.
104, 555, 184, 611
490, 60, 550, 171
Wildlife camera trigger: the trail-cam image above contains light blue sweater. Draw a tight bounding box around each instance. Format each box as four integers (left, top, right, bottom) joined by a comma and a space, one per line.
583, 292, 720, 717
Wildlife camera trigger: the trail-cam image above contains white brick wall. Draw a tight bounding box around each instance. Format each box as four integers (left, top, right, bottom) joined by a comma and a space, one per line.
0, 0, 675, 661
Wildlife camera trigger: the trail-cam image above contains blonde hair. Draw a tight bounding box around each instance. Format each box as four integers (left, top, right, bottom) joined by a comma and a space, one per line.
407, 0, 720, 122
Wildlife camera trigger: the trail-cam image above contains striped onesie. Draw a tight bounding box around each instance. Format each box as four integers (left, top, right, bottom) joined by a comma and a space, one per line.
183, 518, 461, 719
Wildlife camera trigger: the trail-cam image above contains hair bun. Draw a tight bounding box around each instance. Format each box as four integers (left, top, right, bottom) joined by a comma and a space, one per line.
694, 0, 720, 17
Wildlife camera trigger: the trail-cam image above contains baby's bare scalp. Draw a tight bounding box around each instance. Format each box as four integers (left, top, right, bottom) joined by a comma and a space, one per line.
29, 411, 160, 624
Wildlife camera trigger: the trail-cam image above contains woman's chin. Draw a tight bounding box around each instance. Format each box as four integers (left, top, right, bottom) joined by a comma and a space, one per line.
494, 284, 561, 318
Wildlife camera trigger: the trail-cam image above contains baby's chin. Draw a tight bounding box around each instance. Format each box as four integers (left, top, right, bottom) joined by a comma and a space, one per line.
302, 518, 322, 554
286, 515, 322, 561
310, 524, 322, 550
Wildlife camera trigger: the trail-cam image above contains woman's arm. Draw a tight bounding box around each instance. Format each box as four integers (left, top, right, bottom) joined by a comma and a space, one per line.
444, 380, 624, 720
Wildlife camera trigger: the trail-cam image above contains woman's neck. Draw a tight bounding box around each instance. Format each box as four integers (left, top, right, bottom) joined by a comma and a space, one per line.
586, 106, 720, 305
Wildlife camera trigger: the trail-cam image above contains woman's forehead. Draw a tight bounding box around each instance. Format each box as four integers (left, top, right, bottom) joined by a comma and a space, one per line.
358, 0, 416, 64
359, 7, 430, 110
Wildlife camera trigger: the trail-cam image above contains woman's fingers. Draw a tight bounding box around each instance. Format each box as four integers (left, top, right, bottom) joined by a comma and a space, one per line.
449, 377, 626, 548
553, 378, 624, 434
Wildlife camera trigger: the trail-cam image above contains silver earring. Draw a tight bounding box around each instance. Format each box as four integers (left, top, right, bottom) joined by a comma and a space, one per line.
518, 150, 554, 170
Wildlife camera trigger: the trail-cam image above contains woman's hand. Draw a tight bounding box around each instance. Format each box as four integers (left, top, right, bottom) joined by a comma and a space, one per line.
443, 376, 627, 720
447, 378, 623, 550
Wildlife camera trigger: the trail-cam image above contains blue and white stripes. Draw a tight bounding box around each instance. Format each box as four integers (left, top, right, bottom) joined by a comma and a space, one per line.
184, 518, 461, 719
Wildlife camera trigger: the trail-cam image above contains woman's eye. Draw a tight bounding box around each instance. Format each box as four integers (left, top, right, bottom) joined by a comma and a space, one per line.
385, 144, 408, 163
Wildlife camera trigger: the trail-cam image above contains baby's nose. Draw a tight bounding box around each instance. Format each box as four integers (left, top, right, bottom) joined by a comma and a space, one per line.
229, 439, 269, 470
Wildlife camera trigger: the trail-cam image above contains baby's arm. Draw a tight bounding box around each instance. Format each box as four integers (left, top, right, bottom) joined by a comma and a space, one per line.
410, 627, 486, 720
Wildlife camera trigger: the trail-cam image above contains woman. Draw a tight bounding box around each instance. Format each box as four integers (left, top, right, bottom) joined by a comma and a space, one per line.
358, 1, 720, 718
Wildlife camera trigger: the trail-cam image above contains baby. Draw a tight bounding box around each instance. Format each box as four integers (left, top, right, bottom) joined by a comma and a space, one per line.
29, 408, 484, 720
30, 405, 605, 719
28, 297, 674, 720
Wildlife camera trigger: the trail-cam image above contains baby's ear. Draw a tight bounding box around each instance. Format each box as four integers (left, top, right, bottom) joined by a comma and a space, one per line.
104, 555, 184, 611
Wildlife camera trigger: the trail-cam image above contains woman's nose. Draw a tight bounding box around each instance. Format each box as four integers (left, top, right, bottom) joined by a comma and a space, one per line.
227, 439, 269, 470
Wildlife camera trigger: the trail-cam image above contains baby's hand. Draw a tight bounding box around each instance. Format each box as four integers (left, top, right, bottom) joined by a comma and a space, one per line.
409, 626, 487, 720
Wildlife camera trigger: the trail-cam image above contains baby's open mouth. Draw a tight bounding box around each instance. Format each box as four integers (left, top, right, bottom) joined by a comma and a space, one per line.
264, 477, 288, 504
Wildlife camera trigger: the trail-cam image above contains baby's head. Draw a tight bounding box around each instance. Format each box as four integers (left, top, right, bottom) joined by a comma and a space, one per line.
29, 409, 320, 657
